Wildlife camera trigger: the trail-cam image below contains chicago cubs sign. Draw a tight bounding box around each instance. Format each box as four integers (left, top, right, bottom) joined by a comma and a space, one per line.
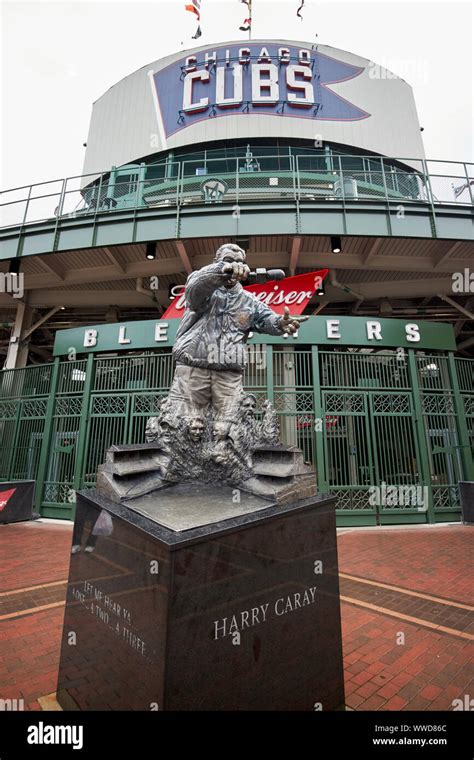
151, 43, 370, 138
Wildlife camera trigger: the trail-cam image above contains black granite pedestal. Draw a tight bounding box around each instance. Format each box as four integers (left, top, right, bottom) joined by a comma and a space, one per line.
57, 484, 345, 711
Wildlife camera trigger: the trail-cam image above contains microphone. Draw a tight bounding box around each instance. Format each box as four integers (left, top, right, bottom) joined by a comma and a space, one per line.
244, 268, 286, 284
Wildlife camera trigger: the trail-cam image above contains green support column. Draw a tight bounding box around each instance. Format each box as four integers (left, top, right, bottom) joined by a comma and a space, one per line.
6, 399, 23, 481
311, 346, 328, 493
265, 344, 274, 403
447, 352, 474, 481
107, 166, 117, 202
407, 349, 435, 523
73, 353, 95, 496
34, 358, 61, 511
137, 163, 147, 208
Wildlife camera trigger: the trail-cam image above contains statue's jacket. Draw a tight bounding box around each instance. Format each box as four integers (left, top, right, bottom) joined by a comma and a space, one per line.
173, 261, 284, 372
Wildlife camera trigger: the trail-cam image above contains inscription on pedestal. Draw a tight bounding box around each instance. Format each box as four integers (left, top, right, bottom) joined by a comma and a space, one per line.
57, 487, 345, 711
213, 586, 318, 639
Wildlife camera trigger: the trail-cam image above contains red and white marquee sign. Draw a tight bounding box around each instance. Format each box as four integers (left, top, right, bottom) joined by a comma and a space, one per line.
161, 270, 329, 320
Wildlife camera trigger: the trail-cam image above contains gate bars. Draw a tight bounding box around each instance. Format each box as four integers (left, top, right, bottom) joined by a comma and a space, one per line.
0, 347, 472, 524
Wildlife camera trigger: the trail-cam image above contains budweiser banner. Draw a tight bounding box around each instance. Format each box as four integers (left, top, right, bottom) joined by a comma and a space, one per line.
0, 480, 36, 524
162, 269, 329, 320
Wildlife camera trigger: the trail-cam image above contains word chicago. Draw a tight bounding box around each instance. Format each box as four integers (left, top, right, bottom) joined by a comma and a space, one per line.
183, 46, 318, 112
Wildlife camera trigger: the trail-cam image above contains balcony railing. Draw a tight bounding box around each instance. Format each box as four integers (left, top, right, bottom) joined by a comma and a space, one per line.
0, 156, 472, 231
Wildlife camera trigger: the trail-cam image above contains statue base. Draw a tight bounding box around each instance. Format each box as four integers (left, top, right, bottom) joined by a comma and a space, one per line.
57, 484, 345, 711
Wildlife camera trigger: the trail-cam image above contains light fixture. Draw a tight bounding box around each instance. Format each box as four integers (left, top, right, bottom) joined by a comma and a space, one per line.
235, 237, 250, 251
331, 236, 342, 254
146, 242, 156, 260
316, 281, 325, 296
8, 258, 21, 274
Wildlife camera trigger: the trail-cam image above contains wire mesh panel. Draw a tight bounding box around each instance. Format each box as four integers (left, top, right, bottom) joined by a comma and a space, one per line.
275, 412, 317, 466
129, 392, 167, 443
237, 156, 296, 201
141, 165, 180, 208
8, 398, 48, 482
320, 350, 411, 390
421, 393, 462, 511
0, 400, 20, 480
273, 349, 313, 388
57, 360, 88, 395
416, 355, 451, 391
0, 364, 53, 399
93, 354, 174, 392
23, 180, 65, 225
322, 391, 374, 513
455, 358, 474, 392
370, 392, 425, 514
0, 185, 31, 228
43, 396, 83, 508
243, 346, 268, 388
463, 395, 474, 458
455, 358, 474, 458
180, 158, 238, 206
425, 160, 473, 205
82, 395, 130, 487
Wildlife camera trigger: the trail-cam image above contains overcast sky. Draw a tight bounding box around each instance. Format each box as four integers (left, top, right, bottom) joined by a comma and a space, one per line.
1, 0, 472, 191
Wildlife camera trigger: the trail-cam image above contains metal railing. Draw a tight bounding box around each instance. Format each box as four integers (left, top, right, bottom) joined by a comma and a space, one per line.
1, 156, 472, 231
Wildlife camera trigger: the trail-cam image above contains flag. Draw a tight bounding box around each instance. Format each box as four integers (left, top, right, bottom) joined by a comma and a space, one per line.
185, 0, 202, 38
297, 0, 305, 18
453, 179, 474, 198
185, 0, 200, 19
239, 0, 252, 31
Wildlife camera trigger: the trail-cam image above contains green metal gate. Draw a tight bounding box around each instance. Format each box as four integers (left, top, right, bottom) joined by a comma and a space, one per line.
0, 346, 473, 525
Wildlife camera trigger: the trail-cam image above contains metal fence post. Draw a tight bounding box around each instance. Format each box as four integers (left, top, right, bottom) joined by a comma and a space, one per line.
380, 157, 393, 236
421, 158, 438, 238
407, 349, 435, 523
235, 157, 240, 223
338, 155, 347, 235
311, 346, 328, 493
293, 155, 301, 234
447, 352, 474, 481
73, 353, 95, 496
5, 396, 22, 481
34, 358, 61, 511
175, 160, 183, 239
265, 344, 274, 403
463, 161, 474, 205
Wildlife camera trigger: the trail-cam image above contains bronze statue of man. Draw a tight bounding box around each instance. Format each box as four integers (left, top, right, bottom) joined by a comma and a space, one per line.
168, 243, 307, 415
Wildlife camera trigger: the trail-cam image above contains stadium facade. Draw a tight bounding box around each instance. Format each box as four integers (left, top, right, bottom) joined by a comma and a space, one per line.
0, 39, 473, 524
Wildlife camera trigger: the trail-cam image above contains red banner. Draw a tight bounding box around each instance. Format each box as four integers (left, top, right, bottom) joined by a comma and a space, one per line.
162, 269, 328, 319
0, 488, 16, 512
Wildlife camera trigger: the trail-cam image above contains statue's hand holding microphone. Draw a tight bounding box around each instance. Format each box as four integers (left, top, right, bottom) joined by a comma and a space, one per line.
221, 262, 309, 335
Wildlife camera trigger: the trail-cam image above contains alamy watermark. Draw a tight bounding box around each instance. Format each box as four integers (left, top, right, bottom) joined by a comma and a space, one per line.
369, 483, 429, 511
0, 272, 24, 299
452, 694, 474, 711
0, 697, 24, 711
452, 268, 474, 293
368, 58, 429, 86
207, 342, 266, 369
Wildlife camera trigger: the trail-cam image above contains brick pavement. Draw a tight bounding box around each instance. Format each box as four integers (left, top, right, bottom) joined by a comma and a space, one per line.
0, 520, 472, 711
